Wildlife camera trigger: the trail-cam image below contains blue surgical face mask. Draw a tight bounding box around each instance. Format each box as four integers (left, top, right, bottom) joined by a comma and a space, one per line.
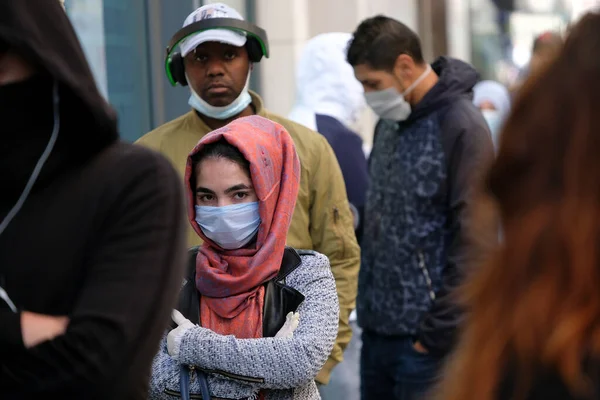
187, 72, 252, 120
194, 202, 261, 250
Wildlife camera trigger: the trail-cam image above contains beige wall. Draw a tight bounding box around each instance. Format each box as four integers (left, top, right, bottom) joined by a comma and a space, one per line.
201, 0, 246, 16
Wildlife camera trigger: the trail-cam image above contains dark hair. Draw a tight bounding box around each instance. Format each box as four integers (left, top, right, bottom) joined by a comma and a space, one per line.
346, 15, 424, 70
191, 138, 250, 177
436, 11, 600, 400
532, 31, 563, 53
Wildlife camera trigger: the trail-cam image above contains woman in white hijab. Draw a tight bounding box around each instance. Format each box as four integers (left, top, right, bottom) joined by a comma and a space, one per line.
473, 80, 511, 151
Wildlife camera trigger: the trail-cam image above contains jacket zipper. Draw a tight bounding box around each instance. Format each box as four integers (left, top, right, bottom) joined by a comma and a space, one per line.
417, 250, 436, 301
201, 367, 265, 384
163, 364, 263, 396
163, 388, 247, 400
164, 365, 203, 399
163, 388, 204, 399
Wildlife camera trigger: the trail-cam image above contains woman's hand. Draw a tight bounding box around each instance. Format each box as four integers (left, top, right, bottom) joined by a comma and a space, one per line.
275, 312, 300, 338
167, 310, 195, 360
21, 311, 69, 348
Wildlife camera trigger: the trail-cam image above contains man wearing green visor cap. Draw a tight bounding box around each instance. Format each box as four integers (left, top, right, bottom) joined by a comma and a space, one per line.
136, 3, 360, 386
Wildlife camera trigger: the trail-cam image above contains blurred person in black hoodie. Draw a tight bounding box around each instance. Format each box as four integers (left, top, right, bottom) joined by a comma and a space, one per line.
0, 1, 187, 399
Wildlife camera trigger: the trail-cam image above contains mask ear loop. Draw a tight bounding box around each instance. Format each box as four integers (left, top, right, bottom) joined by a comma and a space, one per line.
0, 80, 60, 313
401, 64, 432, 96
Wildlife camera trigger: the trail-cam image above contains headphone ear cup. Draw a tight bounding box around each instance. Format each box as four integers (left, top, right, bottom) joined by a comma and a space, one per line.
169, 52, 188, 86
245, 38, 263, 63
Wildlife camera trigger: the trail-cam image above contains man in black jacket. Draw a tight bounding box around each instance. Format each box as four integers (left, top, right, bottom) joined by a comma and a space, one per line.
0, 1, 186, 398
347, 16, 495, 400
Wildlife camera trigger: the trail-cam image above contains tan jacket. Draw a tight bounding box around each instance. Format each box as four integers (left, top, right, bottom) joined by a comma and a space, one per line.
136, 91, 360, 384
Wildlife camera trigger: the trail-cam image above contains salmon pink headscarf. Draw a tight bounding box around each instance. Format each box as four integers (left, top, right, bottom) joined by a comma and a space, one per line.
184, 115, 301, 340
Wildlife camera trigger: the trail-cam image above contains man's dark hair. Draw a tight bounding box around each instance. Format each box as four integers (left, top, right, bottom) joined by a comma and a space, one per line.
347, 15, 424, 70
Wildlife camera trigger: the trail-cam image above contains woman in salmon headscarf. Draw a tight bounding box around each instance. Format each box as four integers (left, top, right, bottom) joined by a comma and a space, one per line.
149, 115, 339, 400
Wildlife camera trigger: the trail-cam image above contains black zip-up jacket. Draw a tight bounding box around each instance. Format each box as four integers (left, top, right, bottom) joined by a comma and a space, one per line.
357, 57, 495, 355
0, 1, 187, 398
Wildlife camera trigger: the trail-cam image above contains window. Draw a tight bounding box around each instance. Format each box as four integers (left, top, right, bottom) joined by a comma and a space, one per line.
66, 0, 152, 142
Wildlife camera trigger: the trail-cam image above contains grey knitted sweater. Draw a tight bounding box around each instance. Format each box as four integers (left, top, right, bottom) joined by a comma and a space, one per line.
149, 251, 339, 400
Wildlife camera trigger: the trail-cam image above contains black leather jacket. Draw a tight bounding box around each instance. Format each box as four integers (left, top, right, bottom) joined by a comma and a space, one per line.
175, 247, 306, 337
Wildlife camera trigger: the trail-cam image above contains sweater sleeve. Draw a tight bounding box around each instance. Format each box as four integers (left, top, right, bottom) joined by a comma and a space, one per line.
178, 253, 339, 390
3, 149, 187, 394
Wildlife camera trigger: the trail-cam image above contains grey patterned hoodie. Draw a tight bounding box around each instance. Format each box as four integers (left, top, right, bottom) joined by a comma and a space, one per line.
149, 251, 339, 400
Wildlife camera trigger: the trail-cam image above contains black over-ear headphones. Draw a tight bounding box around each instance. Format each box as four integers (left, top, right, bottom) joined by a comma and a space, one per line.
164, 18, 269, 87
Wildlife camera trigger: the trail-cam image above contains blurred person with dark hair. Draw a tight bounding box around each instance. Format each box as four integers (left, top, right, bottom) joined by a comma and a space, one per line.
347, 15, 494, 400
0, 1, 187, 398
530, 31, 563, 75
435, 11, 600, 400
513, 31, 563, 93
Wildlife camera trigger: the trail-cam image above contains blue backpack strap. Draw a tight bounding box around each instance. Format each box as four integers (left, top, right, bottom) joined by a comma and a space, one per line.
197, 369, 211, 400
179, 365, 210, 400
179, 365, 190, 400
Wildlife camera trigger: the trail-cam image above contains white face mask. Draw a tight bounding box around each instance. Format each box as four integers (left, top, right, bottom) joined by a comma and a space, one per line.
481, 109, 502, 147
187, 71, 252, 120
365, 64, 432, 121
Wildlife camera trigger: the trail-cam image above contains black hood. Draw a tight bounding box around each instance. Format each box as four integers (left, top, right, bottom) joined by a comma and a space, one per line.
0, 0, 119, 213
0, 0, 118, 145
409, 56, 480, 121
